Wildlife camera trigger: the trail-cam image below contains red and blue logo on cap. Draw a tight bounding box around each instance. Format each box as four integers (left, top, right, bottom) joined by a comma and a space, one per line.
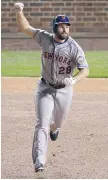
54, 15, 71, 25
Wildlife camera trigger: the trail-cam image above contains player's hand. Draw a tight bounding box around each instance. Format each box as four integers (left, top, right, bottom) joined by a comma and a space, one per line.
14, 2, 24, 12
63, 77, 76, 86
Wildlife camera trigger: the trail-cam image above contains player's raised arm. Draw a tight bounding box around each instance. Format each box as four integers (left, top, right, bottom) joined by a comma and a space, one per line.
14, 3, 36, 37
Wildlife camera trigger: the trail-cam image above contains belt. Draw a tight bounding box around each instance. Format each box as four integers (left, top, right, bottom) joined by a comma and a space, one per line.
41, 78, 65, 89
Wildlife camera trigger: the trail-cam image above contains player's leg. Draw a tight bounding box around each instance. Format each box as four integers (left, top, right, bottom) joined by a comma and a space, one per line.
32, 81, 54, 170
50, 86, 73, 138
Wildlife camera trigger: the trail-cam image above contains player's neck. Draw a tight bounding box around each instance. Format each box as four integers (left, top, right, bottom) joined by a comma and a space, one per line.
54, 34, 66, 43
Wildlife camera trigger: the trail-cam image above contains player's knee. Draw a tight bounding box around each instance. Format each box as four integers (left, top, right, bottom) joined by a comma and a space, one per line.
35, 121, 50, 130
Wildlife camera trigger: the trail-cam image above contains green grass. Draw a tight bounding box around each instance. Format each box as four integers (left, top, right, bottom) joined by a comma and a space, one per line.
1, 51, 108, 78
1, 51, 41, 77
85, 51, 108, 78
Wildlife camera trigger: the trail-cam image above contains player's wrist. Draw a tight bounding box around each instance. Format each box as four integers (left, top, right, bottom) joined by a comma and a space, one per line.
16, 11, 23, 14
72, 77, 76, 85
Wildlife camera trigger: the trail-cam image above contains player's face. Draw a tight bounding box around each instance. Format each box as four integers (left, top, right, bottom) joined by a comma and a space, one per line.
56, 24, 70, 40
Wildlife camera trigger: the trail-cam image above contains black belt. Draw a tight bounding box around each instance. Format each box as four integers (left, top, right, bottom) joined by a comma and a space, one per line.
41, 78, 65, 89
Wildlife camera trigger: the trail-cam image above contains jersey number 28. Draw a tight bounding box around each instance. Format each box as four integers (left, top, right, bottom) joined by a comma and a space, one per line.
59, 66, 71, 74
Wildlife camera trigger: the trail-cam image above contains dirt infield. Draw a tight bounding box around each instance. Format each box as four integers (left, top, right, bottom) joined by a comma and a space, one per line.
1, 77, 108, 179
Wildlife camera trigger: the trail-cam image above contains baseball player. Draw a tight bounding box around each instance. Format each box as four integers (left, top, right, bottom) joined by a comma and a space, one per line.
14, 2, 89, 172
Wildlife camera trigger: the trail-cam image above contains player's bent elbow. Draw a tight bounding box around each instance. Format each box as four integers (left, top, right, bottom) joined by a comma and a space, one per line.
79, 68, 89, 77
22, 27, 33, 37
23, 26, 36, 37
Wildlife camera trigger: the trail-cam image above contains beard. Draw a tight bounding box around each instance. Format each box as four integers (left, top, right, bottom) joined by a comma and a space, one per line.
56, 31, 68, 40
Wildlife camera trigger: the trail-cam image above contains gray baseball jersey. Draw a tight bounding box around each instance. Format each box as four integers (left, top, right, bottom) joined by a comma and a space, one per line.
32, 29, 88, 166
33, 29, 88, 84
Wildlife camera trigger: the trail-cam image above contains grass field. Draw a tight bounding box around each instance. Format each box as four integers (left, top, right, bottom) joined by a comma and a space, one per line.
1, 51, 108, 78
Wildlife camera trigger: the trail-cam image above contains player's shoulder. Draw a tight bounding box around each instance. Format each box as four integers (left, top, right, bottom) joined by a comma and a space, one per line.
33, 28, 53, 39
68, 36, 81, 49
40, 29, 53, 37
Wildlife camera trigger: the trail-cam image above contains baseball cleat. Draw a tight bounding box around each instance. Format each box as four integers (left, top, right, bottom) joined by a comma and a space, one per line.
34, 163, 44, 172
50, 129, 59, 141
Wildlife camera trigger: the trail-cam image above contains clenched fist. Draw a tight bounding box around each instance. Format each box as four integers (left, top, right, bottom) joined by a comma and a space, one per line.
14, 2, 24, 12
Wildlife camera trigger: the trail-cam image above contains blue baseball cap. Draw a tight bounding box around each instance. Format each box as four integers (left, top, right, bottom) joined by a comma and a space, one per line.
53, 15, 71, 26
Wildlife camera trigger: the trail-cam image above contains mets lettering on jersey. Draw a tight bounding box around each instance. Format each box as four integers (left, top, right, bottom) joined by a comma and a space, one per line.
44, 52, 71, 65
33, 29, 88, 84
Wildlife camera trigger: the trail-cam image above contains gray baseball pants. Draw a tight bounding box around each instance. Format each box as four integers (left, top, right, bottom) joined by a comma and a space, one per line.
32, 79, 73, 166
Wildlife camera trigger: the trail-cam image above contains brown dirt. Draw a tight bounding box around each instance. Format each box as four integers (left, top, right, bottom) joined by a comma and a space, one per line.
1, 77, 108, 179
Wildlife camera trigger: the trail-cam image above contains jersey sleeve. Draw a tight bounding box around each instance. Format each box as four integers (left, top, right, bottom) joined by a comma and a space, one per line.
74, 44, 88, 69
33, 29, 51, 47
